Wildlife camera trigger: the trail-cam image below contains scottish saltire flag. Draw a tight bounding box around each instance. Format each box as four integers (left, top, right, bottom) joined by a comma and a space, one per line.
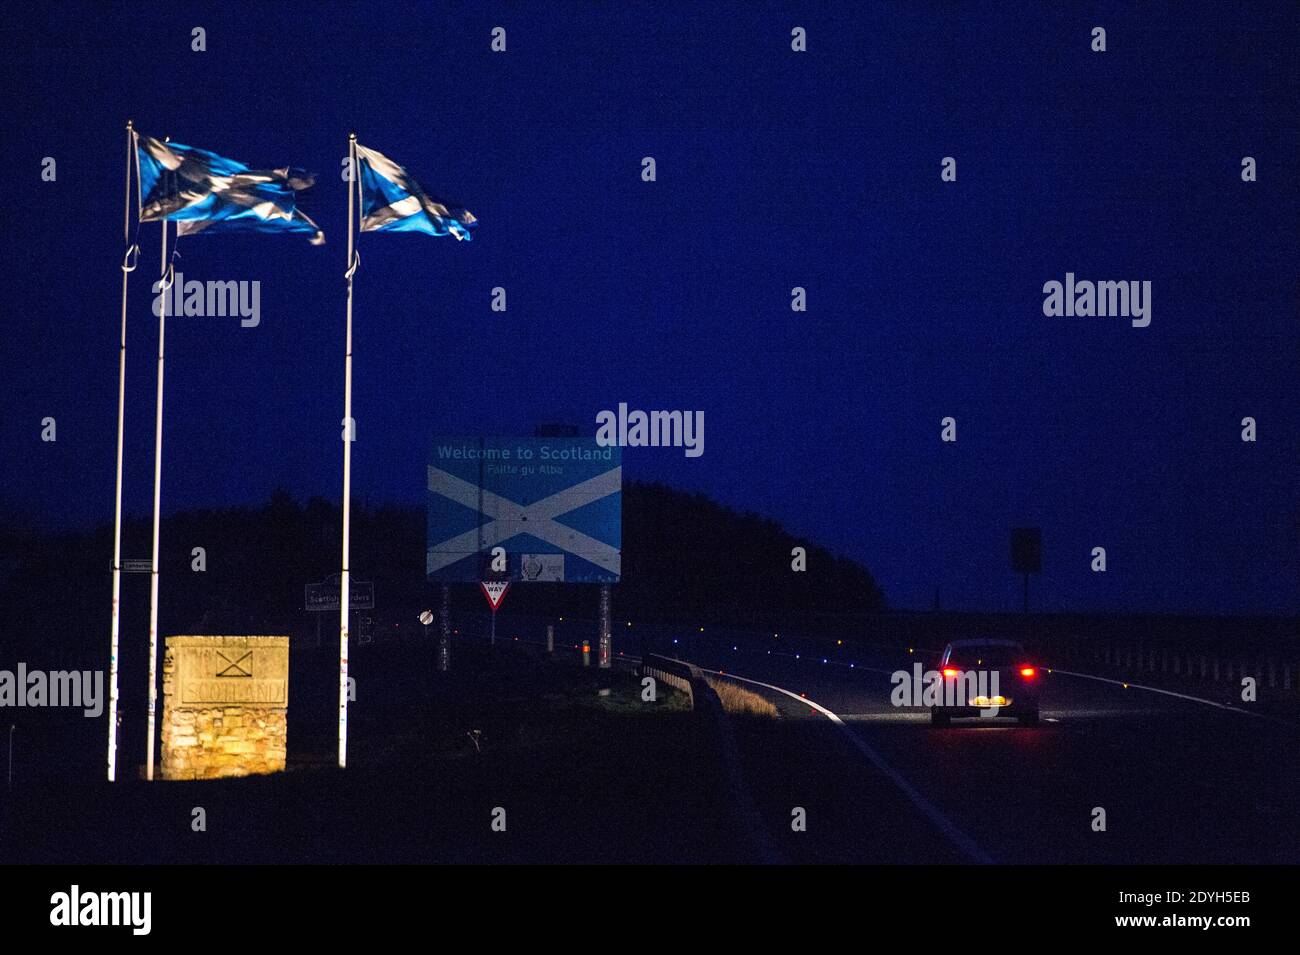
136, 133, 325, 244
354, 143, 476, 240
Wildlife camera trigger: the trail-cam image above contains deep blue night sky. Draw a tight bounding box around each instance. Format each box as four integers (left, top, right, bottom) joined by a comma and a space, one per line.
3, 2, 1296, 614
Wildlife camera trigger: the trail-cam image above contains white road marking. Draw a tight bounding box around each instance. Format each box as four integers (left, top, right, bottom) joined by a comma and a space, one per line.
1047, 668, 1292, 724
700, 666, 997, 866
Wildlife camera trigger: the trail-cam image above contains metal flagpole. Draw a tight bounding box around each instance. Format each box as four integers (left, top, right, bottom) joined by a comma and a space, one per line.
339, 133, 358, 768
145, 167, 173, 782
107, 120, 139, 782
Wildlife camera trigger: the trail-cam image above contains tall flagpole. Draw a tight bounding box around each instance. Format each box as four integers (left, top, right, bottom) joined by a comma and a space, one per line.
146, 177, 172, 782
339, 133, 358, 768
107, 120, 138, 782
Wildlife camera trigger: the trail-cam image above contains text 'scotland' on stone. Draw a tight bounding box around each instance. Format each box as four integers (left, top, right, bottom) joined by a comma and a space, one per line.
160, 636, 289, 780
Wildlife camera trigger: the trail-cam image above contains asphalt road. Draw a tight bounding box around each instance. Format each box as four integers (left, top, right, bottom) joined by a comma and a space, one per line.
678, 638, 1299, 865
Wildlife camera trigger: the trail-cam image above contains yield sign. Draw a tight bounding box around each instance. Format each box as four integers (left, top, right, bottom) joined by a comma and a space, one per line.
480, 580, 509, 611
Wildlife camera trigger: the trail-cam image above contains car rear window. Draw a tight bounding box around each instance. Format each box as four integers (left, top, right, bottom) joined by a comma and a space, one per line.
947, 646, 1022, 666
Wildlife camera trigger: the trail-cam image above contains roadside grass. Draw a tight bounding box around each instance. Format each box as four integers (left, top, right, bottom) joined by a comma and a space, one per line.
4, 643, 743, 863
540, 663, 692, 715
706, 676, 779, 718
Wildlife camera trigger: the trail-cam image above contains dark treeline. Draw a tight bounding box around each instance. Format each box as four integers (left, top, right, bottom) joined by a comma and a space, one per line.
0, 482, 886, 667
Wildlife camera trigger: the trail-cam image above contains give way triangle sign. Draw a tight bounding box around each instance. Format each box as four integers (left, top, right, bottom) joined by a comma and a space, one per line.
480, 580, 510, 612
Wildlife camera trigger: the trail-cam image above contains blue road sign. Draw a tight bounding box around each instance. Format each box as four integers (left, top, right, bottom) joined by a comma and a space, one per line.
427, 437, 621, 583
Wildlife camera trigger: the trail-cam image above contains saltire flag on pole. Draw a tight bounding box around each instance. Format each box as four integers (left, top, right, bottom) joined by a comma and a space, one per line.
354, 143, 476, 240
334, 135, 474, 768
135, 133, 325, 244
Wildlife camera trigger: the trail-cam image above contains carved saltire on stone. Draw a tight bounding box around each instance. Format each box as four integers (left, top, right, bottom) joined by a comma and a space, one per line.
161, 635, 289, 780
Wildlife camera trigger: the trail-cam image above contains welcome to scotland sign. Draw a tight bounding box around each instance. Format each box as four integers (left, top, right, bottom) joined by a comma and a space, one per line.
426, 438, 622, 584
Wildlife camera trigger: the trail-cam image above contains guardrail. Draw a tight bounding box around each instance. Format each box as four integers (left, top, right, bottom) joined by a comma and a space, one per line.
1064, 641, 1297, 695
639, 654, 783, 863
639, 653, 697, 705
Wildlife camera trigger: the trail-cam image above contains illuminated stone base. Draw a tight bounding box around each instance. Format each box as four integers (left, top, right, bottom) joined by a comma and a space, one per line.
160, 635, 289, 780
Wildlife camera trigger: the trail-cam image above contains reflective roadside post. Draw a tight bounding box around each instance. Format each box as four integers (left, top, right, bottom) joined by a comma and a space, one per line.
598, 584, 612, 668
420, 607, 450, 673
439, 584, 451, 672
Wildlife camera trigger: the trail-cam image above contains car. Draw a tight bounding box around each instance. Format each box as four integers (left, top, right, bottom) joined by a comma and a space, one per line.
930, 638, 1040, 726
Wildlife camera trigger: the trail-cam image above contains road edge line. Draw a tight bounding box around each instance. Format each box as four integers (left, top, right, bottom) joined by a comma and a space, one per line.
701, 666, 998, 866
1046, 668, 1292, 724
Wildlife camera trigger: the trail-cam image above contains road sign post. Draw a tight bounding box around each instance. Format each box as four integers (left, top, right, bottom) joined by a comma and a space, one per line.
1011, 528, 1042, 614
307, 578, 373, 654
480, 580, 509, 646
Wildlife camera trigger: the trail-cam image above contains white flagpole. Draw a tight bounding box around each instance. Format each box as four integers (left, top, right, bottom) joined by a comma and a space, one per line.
339, 133, 358, 768
146, 174, 172, 782
107, 120, 138, 782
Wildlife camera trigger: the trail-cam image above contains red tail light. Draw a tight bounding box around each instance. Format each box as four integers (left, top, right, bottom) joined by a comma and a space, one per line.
942, 667, 960, 678
1019, 666, 1037, 679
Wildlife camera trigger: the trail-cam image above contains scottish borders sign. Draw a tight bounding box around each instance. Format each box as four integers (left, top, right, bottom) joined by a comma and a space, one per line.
427, 437, 621, 583
305, 578, 374, 612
